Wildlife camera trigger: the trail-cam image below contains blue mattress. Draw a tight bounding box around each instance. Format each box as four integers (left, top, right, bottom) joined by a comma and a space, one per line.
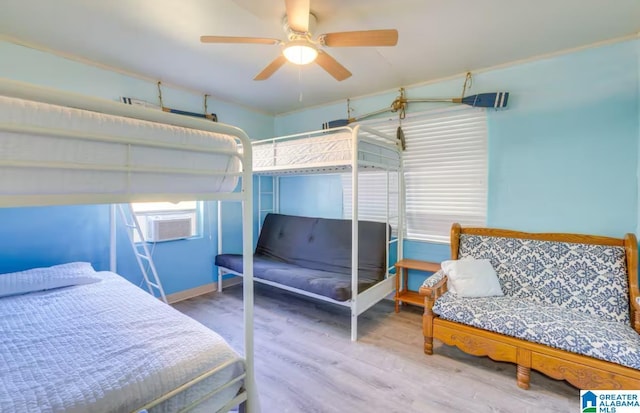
215, 254, 379, 301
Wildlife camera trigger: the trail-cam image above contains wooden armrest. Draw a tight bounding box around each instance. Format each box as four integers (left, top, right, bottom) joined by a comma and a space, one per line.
631, 286, 640, 334
419, 275, 449, 313
631, 287, 640, 310
419, 275, 448, 298
420, 275, 448, 335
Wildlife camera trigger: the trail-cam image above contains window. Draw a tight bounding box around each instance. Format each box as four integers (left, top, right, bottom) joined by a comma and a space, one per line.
131, 201, 200, 242
355, 106, 488, 243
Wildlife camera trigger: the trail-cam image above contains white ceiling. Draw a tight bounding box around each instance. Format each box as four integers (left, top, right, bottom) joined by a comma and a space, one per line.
2, 0, 639, 115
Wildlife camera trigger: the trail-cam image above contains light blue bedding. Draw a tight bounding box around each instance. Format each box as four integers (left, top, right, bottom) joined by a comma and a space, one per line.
0, 270, 244, 413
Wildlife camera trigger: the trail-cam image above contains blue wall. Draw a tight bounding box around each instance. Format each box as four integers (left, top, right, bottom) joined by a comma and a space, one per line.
279, 175, 344, 218
275, 39, 640, 290
485, 42, 638, 235
0, 205, 110, 273
0, 41, 274, 294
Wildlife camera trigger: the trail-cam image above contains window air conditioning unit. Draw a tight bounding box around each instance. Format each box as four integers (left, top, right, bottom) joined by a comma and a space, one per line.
146, 215, 192, 242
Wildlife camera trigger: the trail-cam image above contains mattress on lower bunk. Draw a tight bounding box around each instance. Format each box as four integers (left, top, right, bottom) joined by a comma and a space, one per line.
217, 213, 389, 302
252, 130, 399, 172
215, 254, 381, 302
0, 267, 244, 413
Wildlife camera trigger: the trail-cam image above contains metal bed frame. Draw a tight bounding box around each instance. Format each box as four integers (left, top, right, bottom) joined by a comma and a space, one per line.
0, 78, 256, 413
218, 124, 404, 341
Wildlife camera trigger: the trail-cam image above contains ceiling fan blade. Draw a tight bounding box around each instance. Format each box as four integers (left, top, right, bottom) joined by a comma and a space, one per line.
321, 29, 398, 47
315, 51, 351, 81
285, 0, 310, 32
254, 55, 288, 80
200, 36, 280, 45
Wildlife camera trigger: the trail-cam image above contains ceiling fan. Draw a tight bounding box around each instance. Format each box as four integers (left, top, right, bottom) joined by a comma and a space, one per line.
200, 0, 398, 81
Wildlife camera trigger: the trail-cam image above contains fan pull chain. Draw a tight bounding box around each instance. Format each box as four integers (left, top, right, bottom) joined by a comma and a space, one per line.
298, 66, 303, 102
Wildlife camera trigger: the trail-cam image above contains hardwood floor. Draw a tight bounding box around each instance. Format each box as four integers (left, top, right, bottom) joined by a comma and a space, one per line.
173, 284, 578, 413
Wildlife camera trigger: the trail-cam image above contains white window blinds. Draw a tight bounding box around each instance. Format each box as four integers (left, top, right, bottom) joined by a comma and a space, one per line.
341, 171, 399, 233
356, 106, 488, 243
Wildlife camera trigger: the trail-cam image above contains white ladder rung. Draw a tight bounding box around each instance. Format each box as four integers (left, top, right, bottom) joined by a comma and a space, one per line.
118, 204, 167, 304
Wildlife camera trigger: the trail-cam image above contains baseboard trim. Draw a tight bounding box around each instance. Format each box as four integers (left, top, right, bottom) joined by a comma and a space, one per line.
167, 283, 215, 304
167, 277, 243, 304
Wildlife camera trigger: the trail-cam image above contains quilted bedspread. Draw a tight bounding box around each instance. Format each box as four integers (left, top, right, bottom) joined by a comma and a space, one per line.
0, 271, 244, 413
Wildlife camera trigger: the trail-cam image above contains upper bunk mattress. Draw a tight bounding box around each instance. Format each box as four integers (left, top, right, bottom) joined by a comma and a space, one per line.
253, 129, 401, 174
0, 268, 244, 413
0, 95, 242, 205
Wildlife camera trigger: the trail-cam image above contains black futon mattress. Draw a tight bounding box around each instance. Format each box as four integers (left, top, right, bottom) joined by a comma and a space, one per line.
215, 213, 390, 301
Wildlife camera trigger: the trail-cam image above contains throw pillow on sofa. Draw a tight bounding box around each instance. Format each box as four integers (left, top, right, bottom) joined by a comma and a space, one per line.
441, 258, 504, 298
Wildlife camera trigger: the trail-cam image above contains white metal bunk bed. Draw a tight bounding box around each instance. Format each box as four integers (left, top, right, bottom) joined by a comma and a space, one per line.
0, 78, 256, 413
218, 125, 403, 341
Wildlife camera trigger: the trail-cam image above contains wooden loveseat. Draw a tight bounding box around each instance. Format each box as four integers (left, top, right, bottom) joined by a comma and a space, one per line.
420, 223, 640, 389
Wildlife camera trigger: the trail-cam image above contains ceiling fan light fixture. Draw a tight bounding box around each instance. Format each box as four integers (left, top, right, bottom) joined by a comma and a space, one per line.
282, 41, 318, 65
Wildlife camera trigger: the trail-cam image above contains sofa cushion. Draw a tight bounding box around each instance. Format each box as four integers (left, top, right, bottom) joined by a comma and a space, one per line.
433, 292, 640, 370
215, 254, 379, 301
259, 268, 379, 302
458, 234, 629, 324
255, 213, 389, 281
215, 254, 298, 278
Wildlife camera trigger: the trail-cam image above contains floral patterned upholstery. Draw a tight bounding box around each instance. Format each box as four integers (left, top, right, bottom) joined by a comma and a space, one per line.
433, 292, 640, 369
458, 235, 629, 324
421, 234, 637, 368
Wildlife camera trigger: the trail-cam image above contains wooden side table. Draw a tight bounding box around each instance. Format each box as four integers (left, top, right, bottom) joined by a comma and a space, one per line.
394, 259, 441, 312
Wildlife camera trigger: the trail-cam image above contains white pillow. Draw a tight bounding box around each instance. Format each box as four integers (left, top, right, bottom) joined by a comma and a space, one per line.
0, 262, 101, 298
440, 258, 503, 298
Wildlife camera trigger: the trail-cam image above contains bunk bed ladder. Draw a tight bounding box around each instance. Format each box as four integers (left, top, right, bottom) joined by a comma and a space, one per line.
386, 169, 403, 277
258, 176, 278, 233
118, 204, 168, 303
